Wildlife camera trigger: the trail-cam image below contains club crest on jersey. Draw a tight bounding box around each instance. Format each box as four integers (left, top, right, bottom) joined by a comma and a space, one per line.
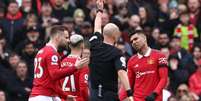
51, 55, 58, 65
147, 58, 154, 64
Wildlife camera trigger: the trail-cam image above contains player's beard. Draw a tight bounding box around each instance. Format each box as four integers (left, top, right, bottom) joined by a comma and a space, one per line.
133, 43, 144, 53
58, 42, 68, 49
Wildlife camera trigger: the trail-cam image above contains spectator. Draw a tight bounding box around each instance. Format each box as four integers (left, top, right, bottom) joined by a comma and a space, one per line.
0, 35, 11, 67
20, 0, 33, 17
14, 13, 41, 46
185, 45, 201, 75
143, 26, 158, 49
62, 17, 76, 35
189, 59, 201, 99
187, 0, 201, 34
104, 0, 116, 16
168, 96, 178, 101
79, 0, 96, 22
101, 11, 110, 27
88, 7, 97, 22
168, 55, 190, 93
155, 31, 170, 49
15, 26, 44, 55
0, 90, 6, 101
74, 8, 85, 33
74, 9, 85, 27
112, 1, 129, 30
176, 83, 189, 99
138, 5, 156, 28
177, 4, 188, 15
174, 11, 198, 51
52, 0, 75, 21
20, 41, 37, 77
80, 21, 93, 40
160, 47, 170, 59
7, 53, 20, 70
0, 25, 2, 34
127, 0, 139, 14
157, 3, 169, 24
1, 1, 24, 48
0, 7, 5, 20
6, 60, 32, 101
168, 0, 179, 20
152, 27, 160, 42
123, 15, 141, 43
39, 2, 59, 29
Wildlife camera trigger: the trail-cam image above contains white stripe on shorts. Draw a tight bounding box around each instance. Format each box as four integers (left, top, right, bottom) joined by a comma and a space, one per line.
28, 95, 61, 101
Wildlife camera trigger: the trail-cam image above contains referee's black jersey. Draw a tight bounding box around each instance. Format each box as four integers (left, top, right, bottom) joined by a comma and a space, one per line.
89, 32, 126, 92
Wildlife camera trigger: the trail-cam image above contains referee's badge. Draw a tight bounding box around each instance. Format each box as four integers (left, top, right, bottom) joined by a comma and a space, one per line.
147, 58, 154, 64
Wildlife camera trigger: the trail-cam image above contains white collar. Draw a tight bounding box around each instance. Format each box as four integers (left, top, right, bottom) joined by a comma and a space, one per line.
137, 47, 151, 59
46, 43, 57, 51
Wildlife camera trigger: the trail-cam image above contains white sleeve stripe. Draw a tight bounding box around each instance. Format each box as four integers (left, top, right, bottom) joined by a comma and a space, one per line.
89, 36, 98, 42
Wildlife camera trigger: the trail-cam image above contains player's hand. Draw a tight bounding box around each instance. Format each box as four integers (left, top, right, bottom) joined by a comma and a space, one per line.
128, 96, 134, 101
145, 92, 157, 101
123, 96, 134, 101
75, 58, 89, 69
96, 0, 104, 10
169, 58, 178, 70
66, 95, 77, 101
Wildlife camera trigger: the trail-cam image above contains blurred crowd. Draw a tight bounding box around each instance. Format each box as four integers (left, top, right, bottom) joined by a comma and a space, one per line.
0, 0, 201, 101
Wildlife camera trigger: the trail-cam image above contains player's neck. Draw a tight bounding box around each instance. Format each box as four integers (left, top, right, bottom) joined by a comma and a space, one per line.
139, 45, 149, 55
70, 49, 82, 57
47, 40, 58, 50
104, 37, 115, 46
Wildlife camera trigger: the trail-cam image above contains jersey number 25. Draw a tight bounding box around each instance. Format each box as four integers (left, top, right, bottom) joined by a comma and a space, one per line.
34, 57, 44, 78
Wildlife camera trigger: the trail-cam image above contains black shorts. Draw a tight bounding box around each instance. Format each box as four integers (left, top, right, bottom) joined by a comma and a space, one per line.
89, 88, 119, 101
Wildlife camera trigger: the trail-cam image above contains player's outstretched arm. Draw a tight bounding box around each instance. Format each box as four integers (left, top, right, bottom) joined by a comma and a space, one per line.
94, 0, 104, 34
118, 70, 134, 101
47, 53, 89, 80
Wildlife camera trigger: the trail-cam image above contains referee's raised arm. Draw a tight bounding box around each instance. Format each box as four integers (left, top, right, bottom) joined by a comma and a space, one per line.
94, 0, 103, 34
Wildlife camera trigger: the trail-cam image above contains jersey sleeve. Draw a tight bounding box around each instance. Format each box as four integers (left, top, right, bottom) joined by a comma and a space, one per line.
79, 67, 89, 100
46, 52, 77, 80
114, 56, 127, 71
158, 53, 168, 68
89, 32, 103, 49
154, 53, 168, 95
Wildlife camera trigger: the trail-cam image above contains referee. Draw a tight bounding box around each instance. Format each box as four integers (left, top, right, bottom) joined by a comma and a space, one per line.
88, 0, 133, 101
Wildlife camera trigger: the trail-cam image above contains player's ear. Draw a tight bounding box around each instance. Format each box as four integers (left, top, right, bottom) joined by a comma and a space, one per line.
54, 34, 61, 41
69, 44, 73, 49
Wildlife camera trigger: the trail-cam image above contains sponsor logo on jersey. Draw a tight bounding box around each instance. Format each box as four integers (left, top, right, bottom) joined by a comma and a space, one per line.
136, 71, 155, 78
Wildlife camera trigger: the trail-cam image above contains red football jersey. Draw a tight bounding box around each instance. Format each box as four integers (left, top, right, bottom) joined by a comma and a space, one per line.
60, 55, 89, 101
78, 66, 89, 101
30, 44, 77, 97
119, 48, 168, 101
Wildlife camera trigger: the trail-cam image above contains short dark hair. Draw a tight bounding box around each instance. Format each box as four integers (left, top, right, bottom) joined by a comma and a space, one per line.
129, 29, 146, 38
17, 60, 27, 67
9, 52, 20, 59
8, 1, 18, 5
84, 40, 90, 49
50, 25, 68, 38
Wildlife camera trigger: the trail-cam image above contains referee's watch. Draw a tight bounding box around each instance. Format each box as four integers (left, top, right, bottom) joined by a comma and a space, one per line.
126, 89, 133, 97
